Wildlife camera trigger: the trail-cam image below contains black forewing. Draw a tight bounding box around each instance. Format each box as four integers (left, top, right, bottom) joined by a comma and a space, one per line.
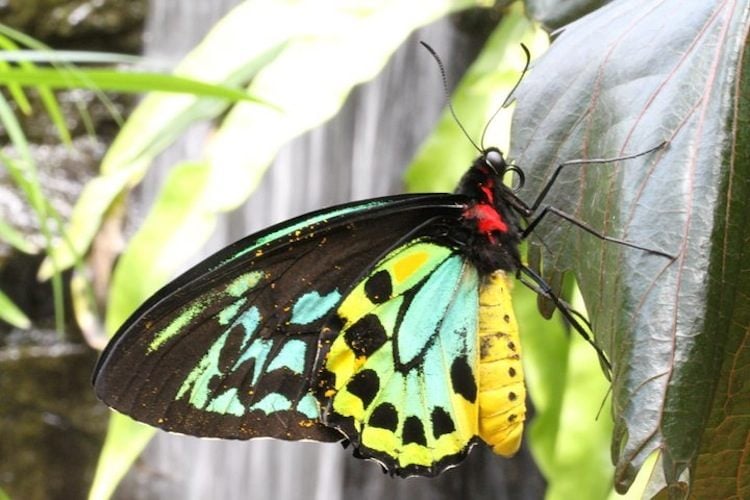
94, 194, 467, 441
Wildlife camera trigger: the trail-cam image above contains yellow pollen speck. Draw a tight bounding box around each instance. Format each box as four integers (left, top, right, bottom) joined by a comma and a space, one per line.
393, 251, 429, 282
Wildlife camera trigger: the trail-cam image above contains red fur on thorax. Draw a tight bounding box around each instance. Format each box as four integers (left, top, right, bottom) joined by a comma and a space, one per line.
463, 203, 508, 234
463, 175, 508, 236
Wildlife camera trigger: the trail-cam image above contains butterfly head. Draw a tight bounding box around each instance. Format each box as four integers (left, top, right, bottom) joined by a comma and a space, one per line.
481, 147, 525, 192
482, 147, 506, 174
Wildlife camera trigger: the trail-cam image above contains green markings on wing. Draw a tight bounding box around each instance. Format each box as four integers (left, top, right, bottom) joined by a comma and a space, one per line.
148, 299, 208, 352
226, 270, 264, 297
320, 240, 482, 476
148, 267, 343, 423
147, 270, 264, 353
175, 302, 262, 410
225, 200, 392, 265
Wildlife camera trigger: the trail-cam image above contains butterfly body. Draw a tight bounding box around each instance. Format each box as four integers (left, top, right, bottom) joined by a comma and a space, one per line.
94, 148, 529, 477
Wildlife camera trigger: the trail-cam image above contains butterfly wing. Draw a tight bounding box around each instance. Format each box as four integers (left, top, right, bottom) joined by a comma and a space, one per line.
316, 238, 488, 476
94, 194, 466, 441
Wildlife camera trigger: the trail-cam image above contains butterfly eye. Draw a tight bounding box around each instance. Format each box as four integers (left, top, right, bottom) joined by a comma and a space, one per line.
505, 165, 525, 191
484, 149, 505, 174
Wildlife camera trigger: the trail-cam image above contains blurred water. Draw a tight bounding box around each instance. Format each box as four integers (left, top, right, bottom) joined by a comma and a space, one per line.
117, 1, 545, 499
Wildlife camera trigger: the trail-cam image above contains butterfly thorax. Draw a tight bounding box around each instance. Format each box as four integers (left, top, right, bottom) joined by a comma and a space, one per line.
455, 148, 522, 275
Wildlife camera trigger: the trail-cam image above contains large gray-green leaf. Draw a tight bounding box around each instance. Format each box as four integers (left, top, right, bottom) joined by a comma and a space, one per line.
509, 0, 749, 496
524, 0, 604, 30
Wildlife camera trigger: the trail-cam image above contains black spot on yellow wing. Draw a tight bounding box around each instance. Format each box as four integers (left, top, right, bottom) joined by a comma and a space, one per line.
327, 313, 346, 332
403, 416, 427, 446
344, 314, 387, 357
431, 407, 455, 438
369, 403, 399, 432
345, 369, 380, 408
450, 356, 477, 403
364, 269, 392, 304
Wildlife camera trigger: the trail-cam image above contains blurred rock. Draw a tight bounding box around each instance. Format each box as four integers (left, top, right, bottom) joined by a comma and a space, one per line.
0, 0, 146, 53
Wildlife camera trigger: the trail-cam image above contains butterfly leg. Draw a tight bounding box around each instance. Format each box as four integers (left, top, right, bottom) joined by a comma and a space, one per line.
523, 141, 668, 213
516, 265, 612, 376
502, 142, 675, 258
520, 205, 675, 259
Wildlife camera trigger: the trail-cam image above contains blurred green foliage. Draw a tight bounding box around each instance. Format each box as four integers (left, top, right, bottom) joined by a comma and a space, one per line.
0, 22, 261, 333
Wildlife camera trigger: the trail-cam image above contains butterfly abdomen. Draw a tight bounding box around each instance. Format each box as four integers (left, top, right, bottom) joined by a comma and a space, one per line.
477, 271, 526, 457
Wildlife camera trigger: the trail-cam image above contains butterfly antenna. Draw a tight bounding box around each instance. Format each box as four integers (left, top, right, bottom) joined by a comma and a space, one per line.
420, 41, 482, 153
479, 44, 531, 150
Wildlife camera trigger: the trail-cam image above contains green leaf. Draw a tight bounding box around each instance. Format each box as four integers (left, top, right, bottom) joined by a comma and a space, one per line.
0, 288, 30, 329
690, 4, 750, 497
0, 217, 38, 254
0, 24, 131, 144
88, 414, 155, 500
104, 161, 215, 333
0, 34, 32, 115
0, 66, 259, 101
0, 49, 141, 65
0, 95, 66, 331
510, 1, 750, 495
36, 57, 284, 280
205, 0, 481, 209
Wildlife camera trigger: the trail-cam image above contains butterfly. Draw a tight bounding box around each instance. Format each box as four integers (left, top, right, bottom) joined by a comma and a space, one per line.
92, 142, 540, 474
92, 136, 669, 477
